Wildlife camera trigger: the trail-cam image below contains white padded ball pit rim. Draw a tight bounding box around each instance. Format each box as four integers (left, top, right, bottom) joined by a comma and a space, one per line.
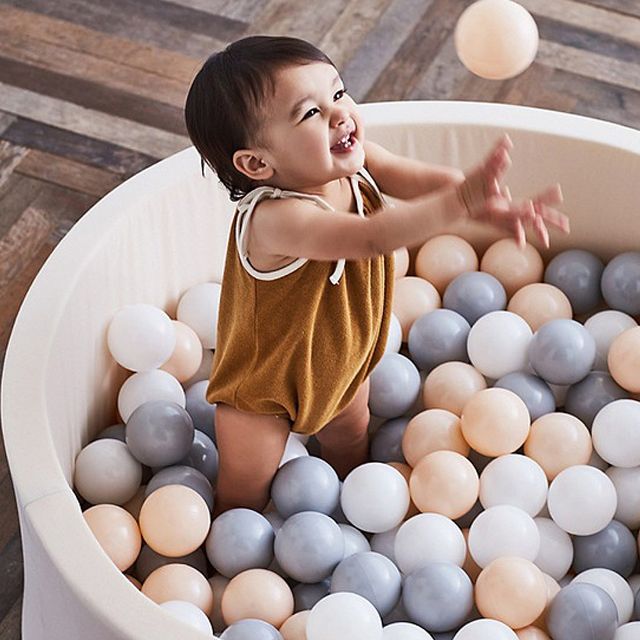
1, 101, 640, 640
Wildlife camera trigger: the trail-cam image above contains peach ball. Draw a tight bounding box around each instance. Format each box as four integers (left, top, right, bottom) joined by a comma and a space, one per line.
461, 388, 530, 457
516, 627, 551, 639
208, 573, 230, 633
280, 610, 310, 640
608, 326, 640, 393
508, 283, 573, 332
392, 276, 441, 341
160, 320, 203, 382
462, 528, 482, 583
139, 484, 211, 557
475, 557, 547, 629
142, 563, 213, 614
83, 504, 142, 572
387, 462, 420, 519
410, 451, 479, 519
532, 573, 561, 632
415, 234, 478, 294
221, 568, 294, 628
481, 239, 544, 298
524, 412, 592, 481
394, 246, 410, 278
123, 485, 147, 520
402, 408, 469, 466
423, 362, 487, 415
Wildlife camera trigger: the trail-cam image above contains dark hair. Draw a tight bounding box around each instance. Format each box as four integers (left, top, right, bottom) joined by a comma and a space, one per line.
184, 36, 335, 201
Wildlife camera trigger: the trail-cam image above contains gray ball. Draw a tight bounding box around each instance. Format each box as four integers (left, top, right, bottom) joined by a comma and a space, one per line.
544, 249, 604, 315
185, 379, 216, 442
134, 544, 207, 582
408, 309, 470, 370
293, 579, 330, 612
126, 400, 194, 467
178, 428, 218, 482
145, 465, 214, 511
95, 423, 126, 441
370, 418, 409, 464
635, 588, 640, 621
205, 508, 274, 578
565, 372, 630, 428
494, 371, 556, 421
601, 251, 640, 315
443, 272, 507, 325
330, 551, 402, 617
369, 353, 421, 418
271, 456, 340, 518
274, 511, 344, 583
529, 319, 596, 385
546, 582, 618, 640
572, 520, 638, 578
220, 619, 283, 640
402, 563, 473, 632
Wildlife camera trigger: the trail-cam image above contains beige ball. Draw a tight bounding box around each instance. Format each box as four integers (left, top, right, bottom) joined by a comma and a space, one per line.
508, 283, 573, 331
516, 627, 551, 639
394, 246, 410, 278
462, 528, 482, 583
481, 239, 544, 297
392, 276, 441, 341
608, 326, 640, 393
142, 563, 213, 614
455, 0, 539, 80
208, 573, 230, 634
387, 462, 420, 519
423, 362, 487, 415
280, 610, 310, 640
161, 320, 203, 382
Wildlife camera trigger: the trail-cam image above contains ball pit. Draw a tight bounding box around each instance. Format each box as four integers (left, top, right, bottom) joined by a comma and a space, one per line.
2, 101, 640, 640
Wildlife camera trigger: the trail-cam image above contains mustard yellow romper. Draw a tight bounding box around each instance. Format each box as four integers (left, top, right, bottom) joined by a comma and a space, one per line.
206, 168, 395, 435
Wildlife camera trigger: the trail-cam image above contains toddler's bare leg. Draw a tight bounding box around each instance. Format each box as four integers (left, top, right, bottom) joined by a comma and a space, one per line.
315, 378, 371, 479
213, 404, 290, 516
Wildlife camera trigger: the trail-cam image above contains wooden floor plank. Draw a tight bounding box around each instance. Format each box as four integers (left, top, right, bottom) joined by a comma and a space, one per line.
0, 174, 45, 238
0, 596, 21, 640
0, 141, 28, 191
0, 475, 19, 555
0, 535, 24, 624
583, 0, 640, 19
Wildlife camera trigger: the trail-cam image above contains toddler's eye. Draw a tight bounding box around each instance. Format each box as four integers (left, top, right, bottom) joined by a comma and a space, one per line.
334, 88, 348, 100
302, 107, 320, 120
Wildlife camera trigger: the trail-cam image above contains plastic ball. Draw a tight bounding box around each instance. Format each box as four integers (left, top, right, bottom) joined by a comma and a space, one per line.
423, 362, 487, 415
394, 513, 466, 575
494, 372, 555, 422
135, 544, 208, 583
74, 439, 142, 505
615, 623, 640, 640
608, 327, 640, 393
279, 434, 309, 467
547, 465, 617, 535
507, 283, 573, 332
460, 388, 530, 457
220, 618, 283, 639
107, 303, 175, 372
183, 347, 214, 388
293, 580, 330, 612
572, 567, 634, 624
479, 454, 548, 516
403, 409, 469, 466
546, 582, 618, 640
467, 310, 532, 379
179, 428, 219, 480
383, 622, 433, 639
370, 418, 409, 464
271, 456, 340, 518
146, 465, 213, 511
453, 618, 519, 639
369, 353, 422, 418
370, 525, 401, 564
601, 251, 640, 315
392, 276, 441, 341
533, 517, 573, 582
83, 504, 141, 572
606, 467, 640, 530
402, 562, 473, 632
341, 463, 410, 533
142, 563, 213, 614
529, 319, 596, 385
126, 400, 194, 468
185, 380, 217, 440
544, 249, 604, 315
475, 557, 547, 629
160, 600, 214, 635
481, 239, 544, 297
385, 314, 403, 354
340, 523, 371, 559
118, 369, 185, 423
572, 520, 637, 578
139, 484, 210, 557
515, 628, 550, 640
280, 611, 310, 640
592, 399, 640, 467
274, 512, 343, 583
564, 372, 629, 428
584, 310, 637, 371
415, 234, 478, 295
176, 282, 221, 349
443, 271, 507, 324
394, 247, 410, 278
306, 592, 383, 640
468, 505, 540, 568
208, 572, 230, 633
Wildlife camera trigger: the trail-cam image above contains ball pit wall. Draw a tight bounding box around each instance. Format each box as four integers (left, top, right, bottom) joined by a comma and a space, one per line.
1, 101, 639, 640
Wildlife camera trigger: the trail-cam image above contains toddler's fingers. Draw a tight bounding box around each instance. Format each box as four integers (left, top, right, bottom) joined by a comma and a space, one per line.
533, 183, 564, 207
535, 203, 571, 234
515, 218, 526, 250
534, 214, 550, 248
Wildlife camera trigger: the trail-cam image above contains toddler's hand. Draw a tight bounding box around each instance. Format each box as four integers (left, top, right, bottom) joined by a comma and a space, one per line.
457, 135, 570, 248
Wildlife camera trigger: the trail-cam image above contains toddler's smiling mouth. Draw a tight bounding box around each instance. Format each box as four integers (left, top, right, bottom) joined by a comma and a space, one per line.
330, 130, 357, 153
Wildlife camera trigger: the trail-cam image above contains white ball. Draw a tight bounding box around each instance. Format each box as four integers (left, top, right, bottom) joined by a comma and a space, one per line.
533, 517, 574, 581
547, 465, 617, 535
383, 622, 433, 639
453, 618, 518, 639
584, 310, 637, 371
385, 313, 403, 354
454, 0, 539, 81
606, 466, 640, 530
307, 592, 383, 640
573, 567, 634, 624
615, 623, 640, 640
278, 434, 309, 467
467, 311, 532, 379
341, 463, 410, 533
394, 513, 466, 575
592, 399, 640, 467
468, 505, 540, 568
479, 454, 548, 516
117, 369, 185, 422
339, 524, 371, 560
107, 304, 175, 372
176, 282, 221, 349
160, 600, 214, 635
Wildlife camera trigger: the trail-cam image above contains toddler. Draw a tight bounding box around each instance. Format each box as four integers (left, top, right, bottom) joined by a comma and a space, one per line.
184, 35, 568, 515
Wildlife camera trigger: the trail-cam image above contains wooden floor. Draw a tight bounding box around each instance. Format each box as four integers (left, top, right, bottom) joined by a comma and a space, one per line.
1, 0, 640, 636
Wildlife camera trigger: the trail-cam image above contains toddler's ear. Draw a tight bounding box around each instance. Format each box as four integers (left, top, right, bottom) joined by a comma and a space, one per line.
233, 149, 274, 180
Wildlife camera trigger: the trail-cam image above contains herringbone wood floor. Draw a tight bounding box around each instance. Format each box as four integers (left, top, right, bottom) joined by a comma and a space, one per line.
1, 0, 640, 636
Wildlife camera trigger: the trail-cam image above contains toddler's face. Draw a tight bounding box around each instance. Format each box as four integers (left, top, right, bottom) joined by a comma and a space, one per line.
254, 62, 365, 190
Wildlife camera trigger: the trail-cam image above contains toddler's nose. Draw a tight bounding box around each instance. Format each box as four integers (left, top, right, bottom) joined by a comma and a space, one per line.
330, 105, 349, 128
